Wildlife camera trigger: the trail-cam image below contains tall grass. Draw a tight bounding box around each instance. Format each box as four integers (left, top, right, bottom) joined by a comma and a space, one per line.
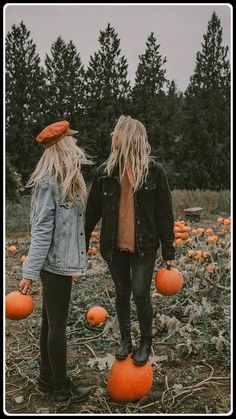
5, 189, 231, 235
172, 189, 231, 219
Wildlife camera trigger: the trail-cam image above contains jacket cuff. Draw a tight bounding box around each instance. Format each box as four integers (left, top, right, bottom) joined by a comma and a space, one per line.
162, 247, 175, 261
22, 269, 40, 281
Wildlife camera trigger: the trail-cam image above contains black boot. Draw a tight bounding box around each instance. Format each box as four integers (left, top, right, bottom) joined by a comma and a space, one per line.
53, 377, 92, 403
115, 330, 132, 360
133, 336, 152, 366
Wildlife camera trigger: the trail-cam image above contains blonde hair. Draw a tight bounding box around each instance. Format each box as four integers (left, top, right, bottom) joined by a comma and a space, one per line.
27, 136, 92, 207
104, 115, 152, 190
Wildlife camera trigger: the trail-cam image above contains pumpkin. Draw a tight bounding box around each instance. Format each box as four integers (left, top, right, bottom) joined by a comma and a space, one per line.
219, 229, 226, 235
7, 245, 17, 252
194, 250, 203, 260
91, 247, 97, 255
187, 250, 195, 257
206, 228, 214, 235
155, 266, 183, 296
181, 226, 192, 232
202, 251, 211, 258
223, 218, 230, 225
196, 228, 205, 235
20, 255, 28, 263
186, 238, 193, 244
217, 217, 224, 224
181, 232, 189, 240
91, 231, 100, 238
192, 229, 199, 235
174, 226, 181, 233
175, 232, 183, 239
107, 354, 153, 402
206, 263, 216, 273
206, 235, 218, 244
6, 291, 34, 320
86, 306, 109, 325
175, 238, 184, 246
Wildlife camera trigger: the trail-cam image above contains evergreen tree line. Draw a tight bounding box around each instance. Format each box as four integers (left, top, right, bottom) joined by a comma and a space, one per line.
5, 11, 230, 200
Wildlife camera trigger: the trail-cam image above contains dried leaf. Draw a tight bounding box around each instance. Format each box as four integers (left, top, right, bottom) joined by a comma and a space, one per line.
87, 353, 115, 370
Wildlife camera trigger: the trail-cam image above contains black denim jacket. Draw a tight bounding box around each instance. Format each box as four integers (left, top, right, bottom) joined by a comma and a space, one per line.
85, 158, 175, 265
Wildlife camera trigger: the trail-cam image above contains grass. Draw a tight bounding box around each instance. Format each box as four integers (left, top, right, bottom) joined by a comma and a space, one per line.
5, 189, 230, 234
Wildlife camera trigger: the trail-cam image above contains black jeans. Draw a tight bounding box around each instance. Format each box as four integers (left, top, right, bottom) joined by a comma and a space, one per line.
39, 269, 72, 385
108, 249, 157, 338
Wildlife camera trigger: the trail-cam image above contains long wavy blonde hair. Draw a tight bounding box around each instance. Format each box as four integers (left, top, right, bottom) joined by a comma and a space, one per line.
27, 136, 91, 207
104, 115, 152, 190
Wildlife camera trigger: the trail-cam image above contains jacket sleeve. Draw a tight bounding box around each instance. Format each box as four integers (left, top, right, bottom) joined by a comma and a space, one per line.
85, 170, 102, 251
155, 164, 175, 261
22, 182, 56, 281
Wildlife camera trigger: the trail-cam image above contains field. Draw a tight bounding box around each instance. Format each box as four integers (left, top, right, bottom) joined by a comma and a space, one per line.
5, 214, 231, 414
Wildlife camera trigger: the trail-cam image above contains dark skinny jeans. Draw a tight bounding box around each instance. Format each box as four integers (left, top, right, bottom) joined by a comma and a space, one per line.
108, 249, 157, 339
39, 269, 72, 384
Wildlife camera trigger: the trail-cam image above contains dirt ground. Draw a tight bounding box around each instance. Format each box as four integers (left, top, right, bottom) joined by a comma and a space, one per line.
4, 219, 231, 414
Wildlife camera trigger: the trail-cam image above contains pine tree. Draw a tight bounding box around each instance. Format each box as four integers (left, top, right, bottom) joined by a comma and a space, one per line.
44, 37, 85, 127
160, 80, 185, 186
175, 11, 230, 190
81, 23, 131, 173
132, 32, 167, 102
131, 33, 168, 157
6, 21, 46, 186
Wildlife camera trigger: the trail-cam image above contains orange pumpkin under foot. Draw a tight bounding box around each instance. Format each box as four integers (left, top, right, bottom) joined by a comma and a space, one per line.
155, 266, 183, 296
6, 291, 34, 320
107, 354, 153, 402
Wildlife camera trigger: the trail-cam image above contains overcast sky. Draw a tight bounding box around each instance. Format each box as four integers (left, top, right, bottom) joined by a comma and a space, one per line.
4, 3, 231, 92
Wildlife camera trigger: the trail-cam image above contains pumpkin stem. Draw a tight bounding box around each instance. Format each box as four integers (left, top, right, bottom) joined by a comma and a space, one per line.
166, 263, 171, 270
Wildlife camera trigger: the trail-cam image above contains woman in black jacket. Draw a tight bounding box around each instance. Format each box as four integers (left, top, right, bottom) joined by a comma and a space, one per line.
85, 115, 175, 365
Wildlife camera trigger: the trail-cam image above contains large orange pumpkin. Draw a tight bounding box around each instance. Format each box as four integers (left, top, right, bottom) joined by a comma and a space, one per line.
86, 306, 109, 325
107, 354, 153, 402
6, 291, 34, 320
155, 266, 183, 296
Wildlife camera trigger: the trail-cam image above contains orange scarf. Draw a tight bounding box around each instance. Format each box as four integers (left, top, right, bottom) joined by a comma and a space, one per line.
116, 166, 135, 252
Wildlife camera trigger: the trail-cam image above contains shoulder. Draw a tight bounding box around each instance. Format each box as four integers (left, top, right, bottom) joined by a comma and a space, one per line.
96, 162, 107, 175
34, 174, 57, 193
92, 162, 107, 180
149, 157, 165, 173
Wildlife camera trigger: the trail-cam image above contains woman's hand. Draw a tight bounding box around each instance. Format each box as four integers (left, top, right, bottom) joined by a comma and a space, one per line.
166, 260, 174, 268
19, 278, 32, 294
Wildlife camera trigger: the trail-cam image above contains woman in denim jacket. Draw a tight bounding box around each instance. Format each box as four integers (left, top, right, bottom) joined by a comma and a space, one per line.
19, 121, 91, 403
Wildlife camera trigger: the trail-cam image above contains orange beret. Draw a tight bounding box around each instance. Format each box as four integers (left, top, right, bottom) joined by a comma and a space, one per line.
36, 121, 79, 149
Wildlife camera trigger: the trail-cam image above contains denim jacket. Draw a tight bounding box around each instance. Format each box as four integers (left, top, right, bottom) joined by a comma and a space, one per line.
23, 174, 87, 281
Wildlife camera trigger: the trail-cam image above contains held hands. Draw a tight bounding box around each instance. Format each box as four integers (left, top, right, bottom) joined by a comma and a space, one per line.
19, 278, 32, 295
